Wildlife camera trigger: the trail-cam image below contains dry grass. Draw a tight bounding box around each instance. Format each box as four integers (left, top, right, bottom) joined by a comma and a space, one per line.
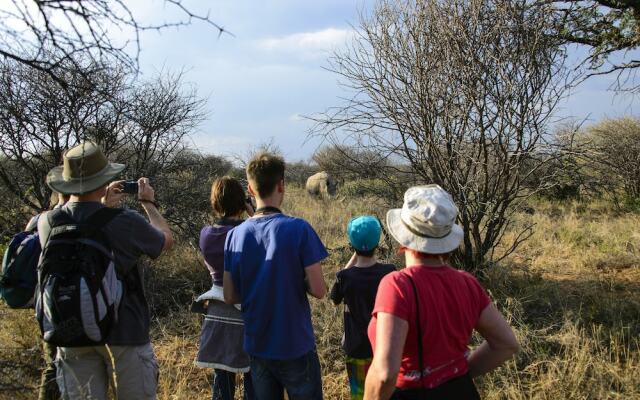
1, 188, 639, 399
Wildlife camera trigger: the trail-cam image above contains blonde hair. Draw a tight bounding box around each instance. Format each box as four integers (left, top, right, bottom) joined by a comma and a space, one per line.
246, 152, 285, 198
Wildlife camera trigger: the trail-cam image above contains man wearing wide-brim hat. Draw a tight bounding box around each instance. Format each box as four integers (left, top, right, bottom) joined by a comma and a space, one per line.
38, 141, 174, 400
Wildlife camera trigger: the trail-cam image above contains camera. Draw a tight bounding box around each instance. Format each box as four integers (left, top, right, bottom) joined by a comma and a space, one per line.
122, 180, 139, 195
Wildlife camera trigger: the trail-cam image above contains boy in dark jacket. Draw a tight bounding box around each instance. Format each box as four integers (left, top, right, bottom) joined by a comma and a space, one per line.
330, 216, 396, 400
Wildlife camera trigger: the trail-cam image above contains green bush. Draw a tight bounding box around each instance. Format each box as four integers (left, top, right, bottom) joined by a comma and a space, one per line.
340, 178, 402, 203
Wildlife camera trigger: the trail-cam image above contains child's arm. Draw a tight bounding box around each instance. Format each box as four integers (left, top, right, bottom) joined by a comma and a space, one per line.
223, 271, 241, 304
344, 252, 358, 269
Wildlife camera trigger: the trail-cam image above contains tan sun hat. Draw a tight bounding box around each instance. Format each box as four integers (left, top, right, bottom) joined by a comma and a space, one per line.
386, 184, 463, 254
46, 141, 125, 195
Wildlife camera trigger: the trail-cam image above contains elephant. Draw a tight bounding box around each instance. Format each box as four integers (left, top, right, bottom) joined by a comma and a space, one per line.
306, 171, 337, 198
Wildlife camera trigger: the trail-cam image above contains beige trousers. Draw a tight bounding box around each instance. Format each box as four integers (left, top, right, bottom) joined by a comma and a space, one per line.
55, 343, 158, 400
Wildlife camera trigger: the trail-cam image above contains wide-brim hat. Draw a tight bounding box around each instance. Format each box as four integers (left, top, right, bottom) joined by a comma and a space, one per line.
386, 184, 463, 254
46, 141, 125, 195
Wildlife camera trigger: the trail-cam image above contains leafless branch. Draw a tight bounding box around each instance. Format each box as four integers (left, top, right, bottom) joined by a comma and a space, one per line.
0, 0, 231, 89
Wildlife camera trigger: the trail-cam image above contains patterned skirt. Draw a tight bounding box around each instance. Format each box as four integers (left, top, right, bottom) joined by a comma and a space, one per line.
196, 300, 250, 372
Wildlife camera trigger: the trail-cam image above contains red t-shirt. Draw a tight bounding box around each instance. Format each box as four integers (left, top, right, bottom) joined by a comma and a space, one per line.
368, 265, 491, 389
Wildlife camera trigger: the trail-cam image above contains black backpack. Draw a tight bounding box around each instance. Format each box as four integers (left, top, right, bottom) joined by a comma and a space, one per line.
36, 207, 124, 347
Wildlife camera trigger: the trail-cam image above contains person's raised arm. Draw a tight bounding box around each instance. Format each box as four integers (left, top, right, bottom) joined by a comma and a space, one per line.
467, 303, 519, 377
364, 312, 408, 400
304, 262, 327, 299
138, 177, 173, 252
223, 271, 240, 305
344, 251, 357, 269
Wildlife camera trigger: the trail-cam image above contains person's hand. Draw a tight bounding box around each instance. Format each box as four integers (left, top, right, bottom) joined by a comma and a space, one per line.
102, 180, 125, 207
137, 177, 156, 203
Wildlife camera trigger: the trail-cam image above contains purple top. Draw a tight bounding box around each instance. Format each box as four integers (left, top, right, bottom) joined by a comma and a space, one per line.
200, 219, 243, 286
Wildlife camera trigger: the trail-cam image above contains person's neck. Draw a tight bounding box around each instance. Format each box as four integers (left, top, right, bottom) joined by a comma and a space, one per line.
354, 256, 377, 268
405, 253, 449, 268
221, 213, 243, 221
70, 193, 103, 203
254, 195, 282, 212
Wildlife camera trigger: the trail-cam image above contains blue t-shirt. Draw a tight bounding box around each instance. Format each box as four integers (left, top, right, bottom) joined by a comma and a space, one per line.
224, 213, 328, 359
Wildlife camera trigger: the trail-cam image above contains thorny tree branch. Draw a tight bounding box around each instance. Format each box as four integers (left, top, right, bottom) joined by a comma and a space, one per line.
0, 0, 232, 89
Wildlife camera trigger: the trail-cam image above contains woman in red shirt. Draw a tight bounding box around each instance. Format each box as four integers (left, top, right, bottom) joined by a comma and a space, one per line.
364, 185, 519, 400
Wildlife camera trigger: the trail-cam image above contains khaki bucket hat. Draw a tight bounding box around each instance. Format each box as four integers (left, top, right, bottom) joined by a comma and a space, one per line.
386, 184, 463, 254
46, 141, 125, 195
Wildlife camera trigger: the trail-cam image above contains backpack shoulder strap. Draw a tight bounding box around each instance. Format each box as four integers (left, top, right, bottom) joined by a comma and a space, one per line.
46, 208, 75, 228
86, 207, 124, 230
402, 271, 426, 392
40, 208, 75, 250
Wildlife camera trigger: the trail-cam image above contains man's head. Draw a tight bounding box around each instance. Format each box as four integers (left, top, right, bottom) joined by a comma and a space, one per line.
348, 216, 382, 257
246, 152, 285, 201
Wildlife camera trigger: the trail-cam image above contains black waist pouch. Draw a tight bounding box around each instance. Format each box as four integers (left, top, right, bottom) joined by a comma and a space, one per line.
391, 373, 480, 400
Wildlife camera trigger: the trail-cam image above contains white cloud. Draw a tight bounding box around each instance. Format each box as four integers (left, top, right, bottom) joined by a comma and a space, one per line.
256, 27, 354, 59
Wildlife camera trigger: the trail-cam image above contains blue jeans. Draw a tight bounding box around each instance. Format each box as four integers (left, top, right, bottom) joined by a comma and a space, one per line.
213, 369, 255, 400
249, 350, 323, 400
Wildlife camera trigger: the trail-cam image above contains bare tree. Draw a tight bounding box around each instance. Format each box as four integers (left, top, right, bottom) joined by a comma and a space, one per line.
0, 0, 230, 88
111, 70, 208, 180
159, 150, 233, 240
0, 57, 206, 213
309, 0, 572, 269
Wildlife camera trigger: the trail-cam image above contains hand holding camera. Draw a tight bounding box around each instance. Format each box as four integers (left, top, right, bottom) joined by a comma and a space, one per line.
103, 178, 157, 208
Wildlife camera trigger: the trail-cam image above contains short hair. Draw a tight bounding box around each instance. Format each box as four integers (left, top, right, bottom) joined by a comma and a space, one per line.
354, 247, 376, 257
210, 176, 246, 217
246, 152, 285, 198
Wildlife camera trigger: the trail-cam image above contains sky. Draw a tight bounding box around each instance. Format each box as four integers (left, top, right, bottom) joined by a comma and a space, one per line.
130, 0, 638, 161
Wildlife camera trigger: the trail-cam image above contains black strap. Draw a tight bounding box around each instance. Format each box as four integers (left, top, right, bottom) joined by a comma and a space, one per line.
48, 206, 122, 229
254, 206, 281, 215
404, 272, 426, 393
44, 206, 123, 247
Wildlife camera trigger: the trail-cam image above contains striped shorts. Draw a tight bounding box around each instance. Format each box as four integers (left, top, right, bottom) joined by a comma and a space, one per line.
346, 356, 372, 400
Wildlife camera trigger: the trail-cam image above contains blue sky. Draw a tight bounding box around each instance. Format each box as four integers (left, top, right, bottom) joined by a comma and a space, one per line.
134, 0, 638, 161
